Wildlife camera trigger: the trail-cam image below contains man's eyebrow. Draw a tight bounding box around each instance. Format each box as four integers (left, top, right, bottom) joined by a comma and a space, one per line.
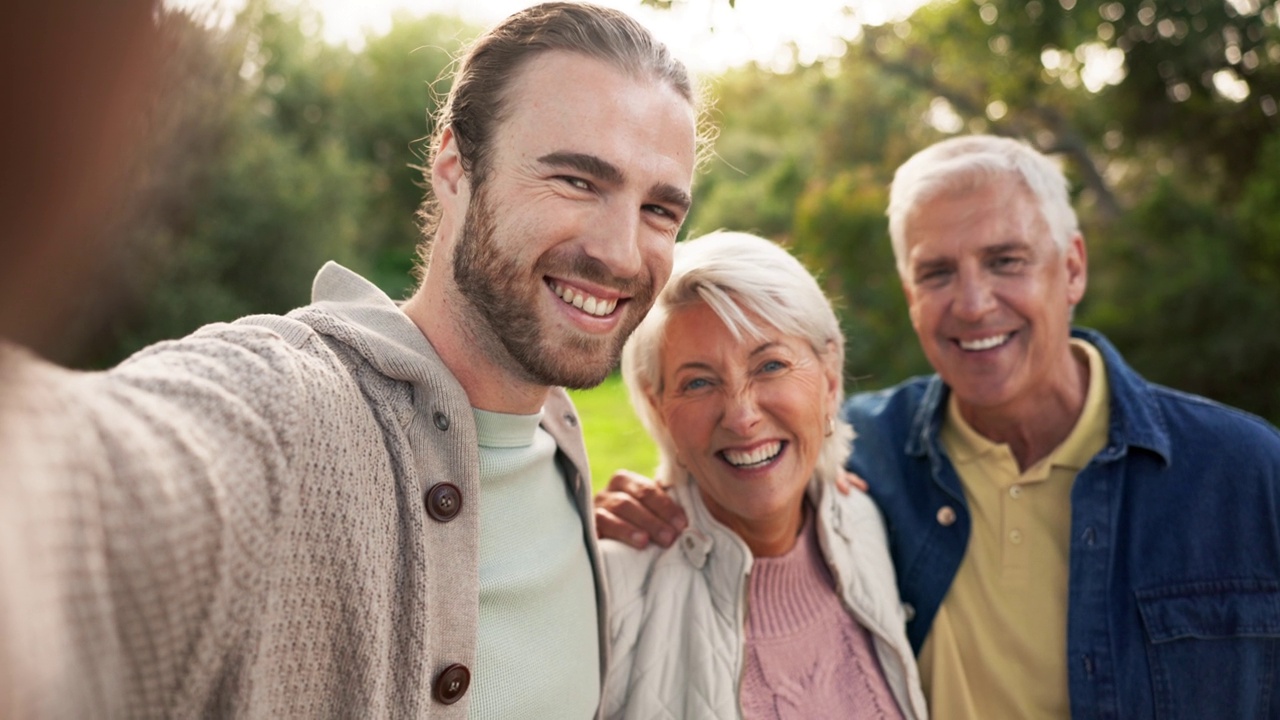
539, 151, 691, 213
538, 152, 623, 184
910, 256, 952, 273
650, 183, 692, 214
984, 240, 1033, 255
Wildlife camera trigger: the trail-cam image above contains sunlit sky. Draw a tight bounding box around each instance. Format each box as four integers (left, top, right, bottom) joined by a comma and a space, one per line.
178, 0, 930, 74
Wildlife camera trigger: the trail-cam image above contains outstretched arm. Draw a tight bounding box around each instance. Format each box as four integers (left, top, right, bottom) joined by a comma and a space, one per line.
0, 323, 327, 716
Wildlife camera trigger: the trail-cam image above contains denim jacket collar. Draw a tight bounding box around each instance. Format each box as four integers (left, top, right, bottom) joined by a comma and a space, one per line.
904, 327, 1172, 467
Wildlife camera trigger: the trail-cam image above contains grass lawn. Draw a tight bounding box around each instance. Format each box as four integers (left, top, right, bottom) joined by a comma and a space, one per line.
567, 372, 659, 493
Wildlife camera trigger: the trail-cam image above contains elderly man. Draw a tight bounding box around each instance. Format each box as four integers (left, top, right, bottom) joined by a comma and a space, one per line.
0, 2, 697, 717
597, 135, 1280, 718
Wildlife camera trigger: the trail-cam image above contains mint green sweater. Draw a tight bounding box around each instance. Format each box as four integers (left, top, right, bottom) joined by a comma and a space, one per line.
471, 409, 600, 717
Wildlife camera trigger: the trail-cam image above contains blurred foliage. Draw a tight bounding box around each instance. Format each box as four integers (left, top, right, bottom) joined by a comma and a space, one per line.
84, 1, 472, 365
568, 373, 660, 492
687, 0, 1280, 424
89, 0, 1280, 425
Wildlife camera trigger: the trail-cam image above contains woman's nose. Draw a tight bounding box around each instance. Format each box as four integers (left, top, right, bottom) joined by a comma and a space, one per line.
720, 386, 763, 436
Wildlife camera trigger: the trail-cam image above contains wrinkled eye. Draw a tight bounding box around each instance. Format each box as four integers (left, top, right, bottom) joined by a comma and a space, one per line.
683, 377, 710, 391
916, 267, 951, 285
559, 176, 592, 191
992, 255, 1026, 271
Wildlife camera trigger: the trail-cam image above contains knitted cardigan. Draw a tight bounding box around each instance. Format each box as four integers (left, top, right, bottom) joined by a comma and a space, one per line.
0, 263, 604, 719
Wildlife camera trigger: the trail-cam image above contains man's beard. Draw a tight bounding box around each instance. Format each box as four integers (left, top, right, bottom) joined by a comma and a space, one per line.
451, 185, 656, 390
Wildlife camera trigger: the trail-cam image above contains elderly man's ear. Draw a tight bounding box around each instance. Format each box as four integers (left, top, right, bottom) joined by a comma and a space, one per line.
1065, 232, 1088, 305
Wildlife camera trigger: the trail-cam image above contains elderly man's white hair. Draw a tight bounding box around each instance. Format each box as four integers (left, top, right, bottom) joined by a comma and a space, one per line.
886, 134, 1081, 277
620, 230, 854, 489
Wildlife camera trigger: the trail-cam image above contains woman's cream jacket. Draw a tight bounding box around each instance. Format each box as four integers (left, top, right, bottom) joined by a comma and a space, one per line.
601, 477, 929, 719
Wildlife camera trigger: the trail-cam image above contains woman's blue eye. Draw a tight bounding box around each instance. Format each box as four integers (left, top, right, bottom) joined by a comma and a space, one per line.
761, 360, 785, 373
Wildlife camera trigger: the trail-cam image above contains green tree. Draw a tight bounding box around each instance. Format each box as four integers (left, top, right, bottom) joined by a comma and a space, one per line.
86, 3, 479, 367
338, 13, 475, 297
793, 169, 929, 390
669, 0, 1280, 422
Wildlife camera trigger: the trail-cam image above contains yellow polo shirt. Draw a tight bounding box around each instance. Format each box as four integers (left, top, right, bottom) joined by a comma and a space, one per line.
919, 339, 1109, 719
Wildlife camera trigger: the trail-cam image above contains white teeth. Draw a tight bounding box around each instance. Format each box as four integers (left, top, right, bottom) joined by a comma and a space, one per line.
959, 333, 1011, 351
550, 281, 618, 317
723, 441, 783, 468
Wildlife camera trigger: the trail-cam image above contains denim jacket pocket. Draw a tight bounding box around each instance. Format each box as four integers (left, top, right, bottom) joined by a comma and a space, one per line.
1137, 580, 1280, 719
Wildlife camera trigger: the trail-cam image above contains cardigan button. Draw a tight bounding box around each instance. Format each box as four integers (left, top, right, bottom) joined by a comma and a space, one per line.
433, 663, 471, 704
936, 505, 956, 527
426, 483, 462, 522
433, 411, 450, 431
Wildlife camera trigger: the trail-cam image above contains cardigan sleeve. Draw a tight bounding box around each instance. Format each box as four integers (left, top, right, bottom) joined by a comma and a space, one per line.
0, 322, 346, 718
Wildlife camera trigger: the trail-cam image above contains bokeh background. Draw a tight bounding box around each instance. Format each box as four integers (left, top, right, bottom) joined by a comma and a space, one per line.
58, 0, 1280, 487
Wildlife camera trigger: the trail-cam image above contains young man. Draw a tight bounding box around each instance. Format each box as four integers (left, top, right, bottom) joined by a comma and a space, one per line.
598, 135, 1280, 718
0, 3, 698, 717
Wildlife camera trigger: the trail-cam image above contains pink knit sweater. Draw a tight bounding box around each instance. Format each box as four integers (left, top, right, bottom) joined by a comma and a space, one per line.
741, 509, 906, 719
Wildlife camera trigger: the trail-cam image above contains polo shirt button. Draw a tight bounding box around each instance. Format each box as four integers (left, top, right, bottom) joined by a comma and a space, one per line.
433, 663, 471, 705
564, 412, 578, 427
936, 505, 956, 527
433, 411, 450, 431
1009, 485, 1023, 499
1009, 529, 1023, 544
425, 483, 462, 522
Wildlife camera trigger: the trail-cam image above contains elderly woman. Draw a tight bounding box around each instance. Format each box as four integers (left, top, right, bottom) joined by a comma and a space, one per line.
601, 231, 927, 719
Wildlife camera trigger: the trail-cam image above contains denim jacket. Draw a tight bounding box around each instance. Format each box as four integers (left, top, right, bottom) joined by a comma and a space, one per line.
842, 328, 1280, 719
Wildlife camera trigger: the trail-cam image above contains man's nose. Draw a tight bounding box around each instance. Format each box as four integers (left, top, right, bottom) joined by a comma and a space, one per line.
582, 205, 644, 279
953, 271, 997, 321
